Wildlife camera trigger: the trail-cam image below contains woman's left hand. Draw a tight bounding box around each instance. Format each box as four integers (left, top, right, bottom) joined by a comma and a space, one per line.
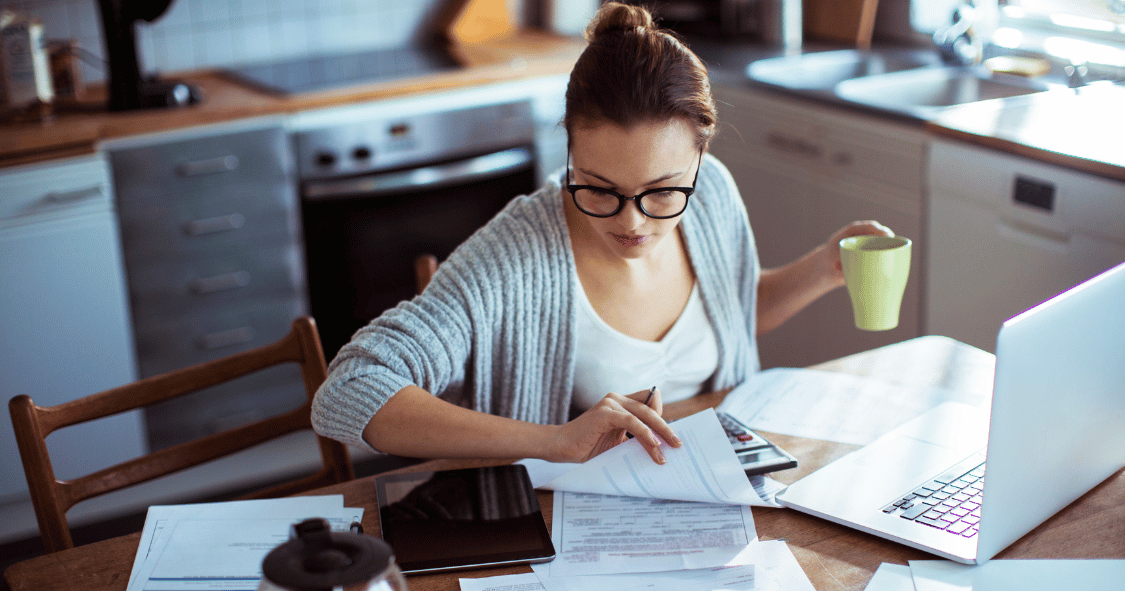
822, 220, 895, 287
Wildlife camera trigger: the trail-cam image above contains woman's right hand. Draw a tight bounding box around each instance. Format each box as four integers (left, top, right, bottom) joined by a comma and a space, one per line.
549, 388, 682, 464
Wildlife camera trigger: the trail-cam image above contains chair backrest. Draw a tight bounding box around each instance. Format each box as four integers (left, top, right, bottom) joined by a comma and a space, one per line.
8, 316, 354, 553
414, 253, 438, 294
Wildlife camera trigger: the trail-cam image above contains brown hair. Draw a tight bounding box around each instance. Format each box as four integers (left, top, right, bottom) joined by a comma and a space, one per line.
564, 2, 717, 149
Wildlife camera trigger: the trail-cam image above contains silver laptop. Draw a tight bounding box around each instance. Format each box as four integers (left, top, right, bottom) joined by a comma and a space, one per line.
776, 261, 1125, 564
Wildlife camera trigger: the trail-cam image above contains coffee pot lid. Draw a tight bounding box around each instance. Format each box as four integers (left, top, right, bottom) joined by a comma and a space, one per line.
262, 518, 393, 591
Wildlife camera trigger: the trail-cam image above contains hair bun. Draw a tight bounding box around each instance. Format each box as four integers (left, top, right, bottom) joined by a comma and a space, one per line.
585, 2, 656, 42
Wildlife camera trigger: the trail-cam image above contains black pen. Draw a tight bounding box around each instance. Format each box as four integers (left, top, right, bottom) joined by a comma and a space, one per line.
643, 386, 656, 407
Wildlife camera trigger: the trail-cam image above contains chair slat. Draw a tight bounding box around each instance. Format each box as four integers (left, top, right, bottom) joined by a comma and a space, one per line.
8, 316, 354, 554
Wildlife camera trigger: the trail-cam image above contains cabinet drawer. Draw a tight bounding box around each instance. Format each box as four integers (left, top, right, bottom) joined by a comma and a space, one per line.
0, 153, 113, 226
118, 184, 299, 266
713, 85, 926, 195
127, 244, 305, 322
133, 297, 307, 377
110, 127, 292, 205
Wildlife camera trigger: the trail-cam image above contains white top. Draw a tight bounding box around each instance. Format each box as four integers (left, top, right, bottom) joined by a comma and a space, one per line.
571, 276, 720, 412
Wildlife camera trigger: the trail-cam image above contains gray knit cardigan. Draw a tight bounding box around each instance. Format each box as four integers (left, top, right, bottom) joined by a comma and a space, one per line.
311, 154, 761, 452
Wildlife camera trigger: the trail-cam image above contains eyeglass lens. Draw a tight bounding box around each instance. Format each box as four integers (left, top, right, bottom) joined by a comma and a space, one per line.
572, 188, 688, 218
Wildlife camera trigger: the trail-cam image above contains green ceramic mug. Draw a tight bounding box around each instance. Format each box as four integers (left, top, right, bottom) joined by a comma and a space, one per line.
839, 235, 912, 331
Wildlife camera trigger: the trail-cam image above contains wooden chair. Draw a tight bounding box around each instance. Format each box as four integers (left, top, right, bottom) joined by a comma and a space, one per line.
414, 253, 438, 293
8, 316, 354, 553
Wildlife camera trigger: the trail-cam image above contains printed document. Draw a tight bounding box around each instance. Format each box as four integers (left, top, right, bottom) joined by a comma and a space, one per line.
718, 368, 989, 446
460, 566, 765, 591
529, 540, 810, 591
542, 489, 756, 577
529, 409, 778, 507
126, 496, 362, 591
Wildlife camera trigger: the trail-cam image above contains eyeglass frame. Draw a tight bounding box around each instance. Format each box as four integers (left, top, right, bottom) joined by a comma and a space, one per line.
565, 148, 703, 219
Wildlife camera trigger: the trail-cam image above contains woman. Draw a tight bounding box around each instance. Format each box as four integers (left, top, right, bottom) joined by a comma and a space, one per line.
311, 2, 891, 466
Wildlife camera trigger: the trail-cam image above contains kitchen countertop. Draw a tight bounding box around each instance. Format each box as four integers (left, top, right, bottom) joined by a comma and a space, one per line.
924, 82, 1125, 182
0, 31, 586, 168
7, 30, 1123, 184
691, 39, 1125, 182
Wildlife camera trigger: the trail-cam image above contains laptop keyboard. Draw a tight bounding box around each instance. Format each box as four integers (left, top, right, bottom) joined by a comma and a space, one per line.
882, 455, 986, 538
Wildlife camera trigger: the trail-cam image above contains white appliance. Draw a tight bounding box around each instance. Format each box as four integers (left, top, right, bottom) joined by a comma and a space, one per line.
926, 138, 1125, 352
0, 154, 145, 502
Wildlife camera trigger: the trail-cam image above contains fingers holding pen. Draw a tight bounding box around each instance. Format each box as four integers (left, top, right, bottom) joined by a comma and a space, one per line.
622, 388, 682, 459
554, 388, 682, 464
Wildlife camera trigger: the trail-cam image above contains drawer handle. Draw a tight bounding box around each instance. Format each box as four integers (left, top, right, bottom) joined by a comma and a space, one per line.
45, 185, 104, 204
183, 213, 246, 236
176, 155, 240, 177
764, 132, 823, 159
190, 270, 251, 294
197, 326, 254, 350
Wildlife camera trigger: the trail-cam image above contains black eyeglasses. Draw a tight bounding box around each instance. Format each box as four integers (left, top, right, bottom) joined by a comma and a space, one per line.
566, 149, 702, 219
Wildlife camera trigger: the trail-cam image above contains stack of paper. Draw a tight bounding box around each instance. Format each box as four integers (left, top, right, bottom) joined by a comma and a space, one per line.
126, 495, 363, 591
460, 409, 817, 591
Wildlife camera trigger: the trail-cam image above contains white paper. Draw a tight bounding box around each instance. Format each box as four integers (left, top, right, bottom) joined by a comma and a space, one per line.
533, 564, 765, 591
909, 559, 1125, 591
718, 368, 989, 446
459, 572, 545, 591
128, 496, 347, 589
543, 489, 757, 577
864, 563, 916, 591
534, 409, 776, 507
127, 498, 361, 591
727, 541, 815, 591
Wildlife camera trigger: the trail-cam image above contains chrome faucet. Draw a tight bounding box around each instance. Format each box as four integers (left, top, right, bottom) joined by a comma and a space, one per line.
934, 2, 980, 66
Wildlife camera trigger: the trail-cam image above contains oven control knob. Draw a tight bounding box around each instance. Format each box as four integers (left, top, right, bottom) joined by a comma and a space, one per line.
315, 151, 337, 166
353, 146, 372, 160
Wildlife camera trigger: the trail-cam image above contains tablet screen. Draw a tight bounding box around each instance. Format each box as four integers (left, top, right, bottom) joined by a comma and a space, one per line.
375, 464, 556, 574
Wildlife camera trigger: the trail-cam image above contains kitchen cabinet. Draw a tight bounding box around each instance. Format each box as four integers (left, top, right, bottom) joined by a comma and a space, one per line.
926, 138, 1125, 352
710, 83, 926, 369
106, 118, 308, 451
0, 153, 145, 502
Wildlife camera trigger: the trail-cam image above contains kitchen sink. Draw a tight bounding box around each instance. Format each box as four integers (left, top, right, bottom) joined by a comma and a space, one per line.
834, 66, 1053, 117
745, 48, 1057, 120
747, 49, 941, 91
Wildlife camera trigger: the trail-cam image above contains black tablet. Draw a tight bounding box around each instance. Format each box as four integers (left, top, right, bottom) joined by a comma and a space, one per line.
375, 464, 556, 574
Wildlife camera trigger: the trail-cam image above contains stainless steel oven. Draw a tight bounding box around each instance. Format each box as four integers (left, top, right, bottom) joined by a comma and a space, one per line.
293, 100, 538, 359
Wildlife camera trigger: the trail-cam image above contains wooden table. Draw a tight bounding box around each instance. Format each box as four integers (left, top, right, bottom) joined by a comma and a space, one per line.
7, 336, 1124, 591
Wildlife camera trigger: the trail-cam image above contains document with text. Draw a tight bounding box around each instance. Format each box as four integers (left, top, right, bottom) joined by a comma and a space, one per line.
527, 540, 811, 590
460, 565, 766, 591
127, 497, 361, 591
528, 409, 777, 507
127, 496, 348, 589
542, 489, 757, 577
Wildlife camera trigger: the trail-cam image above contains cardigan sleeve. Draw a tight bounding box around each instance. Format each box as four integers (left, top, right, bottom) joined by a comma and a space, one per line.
310, 180, 573, 451
310, 266, 478, 451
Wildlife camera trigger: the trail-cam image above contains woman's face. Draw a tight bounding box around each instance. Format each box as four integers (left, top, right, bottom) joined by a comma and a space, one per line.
567, 118, 701, 260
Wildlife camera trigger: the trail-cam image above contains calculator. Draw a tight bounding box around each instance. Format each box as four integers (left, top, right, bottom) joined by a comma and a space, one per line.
717, 412, 798, 477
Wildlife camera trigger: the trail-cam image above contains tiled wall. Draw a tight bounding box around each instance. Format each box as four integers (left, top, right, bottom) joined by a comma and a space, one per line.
1, 0, 442, 85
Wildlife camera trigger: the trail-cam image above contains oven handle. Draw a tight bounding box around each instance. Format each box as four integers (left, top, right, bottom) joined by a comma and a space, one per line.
302, 147, 534, 201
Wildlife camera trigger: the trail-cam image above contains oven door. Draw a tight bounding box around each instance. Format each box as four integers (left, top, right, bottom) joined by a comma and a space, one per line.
301, 146, 537, 359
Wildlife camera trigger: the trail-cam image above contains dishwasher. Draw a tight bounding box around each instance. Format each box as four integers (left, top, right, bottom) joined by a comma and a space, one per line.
926, 138, 1125, 352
